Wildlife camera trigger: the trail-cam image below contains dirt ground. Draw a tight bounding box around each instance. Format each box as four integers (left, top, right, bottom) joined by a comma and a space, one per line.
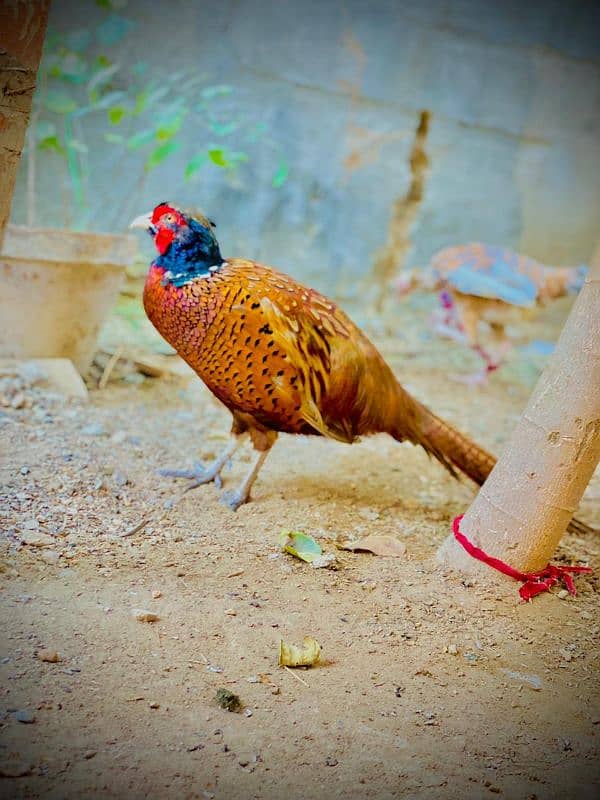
1, 297, 599, 800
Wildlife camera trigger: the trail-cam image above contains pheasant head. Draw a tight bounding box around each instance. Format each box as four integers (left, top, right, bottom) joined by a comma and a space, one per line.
130, 202, 222, 286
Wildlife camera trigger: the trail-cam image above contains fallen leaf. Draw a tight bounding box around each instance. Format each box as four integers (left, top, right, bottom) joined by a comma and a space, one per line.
339, 535, 406, 557
279, 636, 321, 667
279, 531, 322, 563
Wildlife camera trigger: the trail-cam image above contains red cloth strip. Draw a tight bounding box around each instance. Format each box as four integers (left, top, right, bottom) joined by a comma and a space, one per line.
452, 515, 592, 601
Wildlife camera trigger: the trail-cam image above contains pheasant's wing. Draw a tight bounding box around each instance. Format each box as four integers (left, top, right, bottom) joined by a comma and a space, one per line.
254, 270, 399, 444
257, 289, 361, 442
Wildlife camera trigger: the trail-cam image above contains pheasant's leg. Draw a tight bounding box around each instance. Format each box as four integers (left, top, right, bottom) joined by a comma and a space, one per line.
219, 449, 271, 511
159, 434, 247, 492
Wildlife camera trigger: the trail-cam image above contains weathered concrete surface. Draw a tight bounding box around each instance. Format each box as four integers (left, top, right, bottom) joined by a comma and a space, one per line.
10, 0, 600, 298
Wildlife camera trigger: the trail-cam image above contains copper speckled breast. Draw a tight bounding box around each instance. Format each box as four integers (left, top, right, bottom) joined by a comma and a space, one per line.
143, 260, 322, 434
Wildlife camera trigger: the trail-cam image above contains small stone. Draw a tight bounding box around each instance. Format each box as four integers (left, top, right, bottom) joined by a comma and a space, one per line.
83, 750, 97, 759
151, 590, 162, 599
82, 423, 105, 437
114, 471, 129, 487
311, 553, 338, 570
20, 466, 30, 475
557, 589, 569, 600
23, 518, 39, 530
15, 709, 35, 724
325, 756, 339, 767
358, 507, 379, 521
502, 669, 542, 691
238, 758, 250, 767
447, 644, 458, 655
11, 393, 26, 409
133, 609, 160, 623
224, 608, 236, 616
39, 550, 61, 565
21, 530, 55, 548
0, 762, 33, 777
244, 708, 253, 717
37, 649, 61, 663
149, 701, 160, 709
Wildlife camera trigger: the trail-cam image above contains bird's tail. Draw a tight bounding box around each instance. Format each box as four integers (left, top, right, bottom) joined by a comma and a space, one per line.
411, 399, 496, 486
406, 397, 596, 537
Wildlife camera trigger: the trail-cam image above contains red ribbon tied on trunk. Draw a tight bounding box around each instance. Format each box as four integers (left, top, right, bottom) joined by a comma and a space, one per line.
452, 515, 592, 601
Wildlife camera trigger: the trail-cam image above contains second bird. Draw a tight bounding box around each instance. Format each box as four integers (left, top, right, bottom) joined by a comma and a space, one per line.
131, 202, 499, 510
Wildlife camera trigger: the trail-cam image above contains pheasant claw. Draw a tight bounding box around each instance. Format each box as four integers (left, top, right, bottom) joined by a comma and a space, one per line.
219, 489, 246, 512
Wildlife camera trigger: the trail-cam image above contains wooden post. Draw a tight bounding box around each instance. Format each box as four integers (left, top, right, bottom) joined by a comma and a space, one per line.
0, 0, 50, 247
438, 247, 600, 580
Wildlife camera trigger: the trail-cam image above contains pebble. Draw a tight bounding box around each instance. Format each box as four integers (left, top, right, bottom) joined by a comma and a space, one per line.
325, 756, 339, 767
83, 750, 97, 760
40, 550, 61, 565
133, 609, 160, 623
447, 644, 458, 655
20, 466, 30, 475
23, 518, 39, 530
501, 669, 542, 691
149, 701, 160, 709
15, 709, 35, 724
82, 423, 106, 437
311, 553, 338, 570
224, 608, 236, 616
151, 590, 162, 599
37, 649, 61, 663
11, 393, 26, 409
557, 589, 569, 600
21, 530, 55, 548
114, 471, 129, 487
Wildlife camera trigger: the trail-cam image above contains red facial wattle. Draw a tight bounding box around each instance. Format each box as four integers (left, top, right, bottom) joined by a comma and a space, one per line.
155, 226, 176, 255
150, 203, 187, 255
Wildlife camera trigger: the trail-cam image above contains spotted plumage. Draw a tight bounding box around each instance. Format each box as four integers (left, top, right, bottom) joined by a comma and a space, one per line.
133, 203, 502, 509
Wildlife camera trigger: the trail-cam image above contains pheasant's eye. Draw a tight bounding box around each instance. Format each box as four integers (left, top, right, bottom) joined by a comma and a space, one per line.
163, 212, 176, 224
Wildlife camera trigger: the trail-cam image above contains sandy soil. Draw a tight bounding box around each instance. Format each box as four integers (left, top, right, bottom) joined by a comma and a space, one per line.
1, 301, 599, 800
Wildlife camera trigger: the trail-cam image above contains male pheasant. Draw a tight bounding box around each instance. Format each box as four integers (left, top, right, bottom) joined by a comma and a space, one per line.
396, 243, 587, 383
130, 203, 589, 538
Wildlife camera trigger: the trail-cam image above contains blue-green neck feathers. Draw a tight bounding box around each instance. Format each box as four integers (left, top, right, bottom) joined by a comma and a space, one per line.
156, 216, 223, 287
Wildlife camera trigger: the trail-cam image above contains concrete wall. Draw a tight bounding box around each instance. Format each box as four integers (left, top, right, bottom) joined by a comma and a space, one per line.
11, 0, 600, 299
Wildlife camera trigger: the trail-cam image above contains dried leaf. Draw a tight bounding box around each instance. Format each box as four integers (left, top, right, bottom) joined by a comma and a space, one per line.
339, 535, 406, 557
279, 636, 321, 667
279, 531, 322, 563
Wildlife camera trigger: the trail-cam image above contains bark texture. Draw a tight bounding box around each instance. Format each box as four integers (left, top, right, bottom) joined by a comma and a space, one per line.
438, 248, 600, 578
0, 0, 50, 246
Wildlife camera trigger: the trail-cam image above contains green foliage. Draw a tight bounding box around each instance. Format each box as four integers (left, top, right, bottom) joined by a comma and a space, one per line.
272, 160, 289, 188
145, 141, 181, 171
29, 0, 289, 228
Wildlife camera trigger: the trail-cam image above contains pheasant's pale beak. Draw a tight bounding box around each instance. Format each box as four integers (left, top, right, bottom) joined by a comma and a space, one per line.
129, 212, 155, 233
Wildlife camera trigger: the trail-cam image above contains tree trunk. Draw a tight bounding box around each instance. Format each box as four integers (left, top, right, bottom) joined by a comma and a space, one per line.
438, 247, 600, 580
0, 0, 50, 247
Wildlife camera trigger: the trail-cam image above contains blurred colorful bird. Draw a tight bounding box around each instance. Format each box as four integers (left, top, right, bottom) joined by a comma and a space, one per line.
396, 243, 587, 383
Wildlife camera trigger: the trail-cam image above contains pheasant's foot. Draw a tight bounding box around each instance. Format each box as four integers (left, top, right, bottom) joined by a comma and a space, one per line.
217, 449, 271, 511
158, 460, 225, 491
219, 489, 247, 511
158, 437, 245, 494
